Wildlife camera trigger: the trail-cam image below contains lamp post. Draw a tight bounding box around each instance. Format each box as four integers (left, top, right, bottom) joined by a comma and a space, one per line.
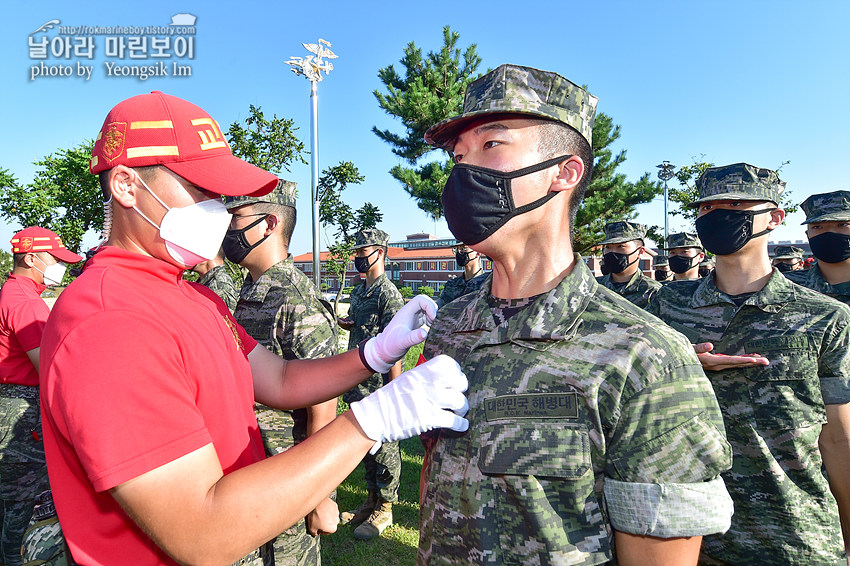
656, 161, 676, 245
285, 39, 337, 289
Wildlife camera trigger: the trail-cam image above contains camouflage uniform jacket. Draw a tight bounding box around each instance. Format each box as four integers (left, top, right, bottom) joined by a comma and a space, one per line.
418, 256, 733, 566
198, 264, 238, 312
647, 270, 850, 565
436, 270, 489, 307
784, 264, 850, 306
596, 269, 661, 309
233, 256, 337, 450
344, 273, 403, 402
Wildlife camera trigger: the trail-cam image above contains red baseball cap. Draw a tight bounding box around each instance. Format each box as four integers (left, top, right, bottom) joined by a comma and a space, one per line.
10, 227, 84, 263
89, 91, 278, 197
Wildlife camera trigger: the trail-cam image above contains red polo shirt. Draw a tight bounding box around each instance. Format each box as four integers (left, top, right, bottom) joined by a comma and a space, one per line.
40, 247, 264, 565
0, 274, 49, 386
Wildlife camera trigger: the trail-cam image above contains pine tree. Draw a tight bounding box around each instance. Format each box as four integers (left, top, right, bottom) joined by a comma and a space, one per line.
373, 26, 482, 219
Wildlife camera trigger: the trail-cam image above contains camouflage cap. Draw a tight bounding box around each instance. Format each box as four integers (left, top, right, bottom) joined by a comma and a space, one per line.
664, 231, 703, 250
599, 220, 647, 245
799, 190, 850, 224
689, 163, 785, 207
424, 64, 598, 150
653, 254, 669, 267
771, 245, 804, 260
224, 178, 297, 210
354, 228, 389, 249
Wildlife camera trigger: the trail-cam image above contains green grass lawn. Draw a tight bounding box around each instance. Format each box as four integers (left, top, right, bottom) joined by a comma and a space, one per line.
321, 343, 425, 566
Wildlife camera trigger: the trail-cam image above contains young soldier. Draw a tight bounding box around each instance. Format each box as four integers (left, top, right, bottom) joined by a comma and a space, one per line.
38, 91, 468, 565
785, 190, 850, 305
771, 245, 805, 273
653, 254, 673, 282
596, 220, 661, 308
0, 227, 81, 566
664, 232, 705, 281
224, 181, 338, 566
418, 64, 733, 566
338, 229, 405, 540
647, 163, 850, 565
435, 243, 489, 307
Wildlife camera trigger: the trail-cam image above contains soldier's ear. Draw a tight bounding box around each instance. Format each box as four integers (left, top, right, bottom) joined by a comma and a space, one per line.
264, 214, 279, 235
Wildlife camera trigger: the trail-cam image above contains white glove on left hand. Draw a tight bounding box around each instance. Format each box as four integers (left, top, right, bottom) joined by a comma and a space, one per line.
350, 355, 469, 454
362, 295, 438, 374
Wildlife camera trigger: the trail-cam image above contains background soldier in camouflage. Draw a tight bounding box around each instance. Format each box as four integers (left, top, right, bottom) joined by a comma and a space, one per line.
652, 253, 673, 282
435, 243, 489, 307
664, 231, 705, 281
771, 245, 805, 273
225, 181, 339, 566
1, 228, 80, 566
338, 228, 405, 540
785, 190, 850, 306
192, 248, 239, 312
647, 163, 850, 565
419, 63, 733, 566
596, 220, 661, 308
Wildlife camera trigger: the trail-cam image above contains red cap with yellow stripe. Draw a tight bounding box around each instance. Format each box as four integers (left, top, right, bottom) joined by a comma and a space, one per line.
10, 227, 83, 263
90, 91, 277, 198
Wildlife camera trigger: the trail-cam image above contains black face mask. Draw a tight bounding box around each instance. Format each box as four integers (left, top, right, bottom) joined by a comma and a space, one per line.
775, 262, 796, 273
455, 250, 474, 267
669, 254, 698, 274
698, 267, 712, 278
695, 208, 775, 256
442, 155, 571, 245
654, 270, 671, 281
602, 248, 640, 275
222, 215, 269, 264
354, 249, 380, 273
809, 232, 850, 264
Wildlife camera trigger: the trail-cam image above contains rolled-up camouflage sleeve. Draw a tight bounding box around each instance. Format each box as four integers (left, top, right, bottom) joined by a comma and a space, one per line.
818, 312, 850, 405
603, 359, 734, 537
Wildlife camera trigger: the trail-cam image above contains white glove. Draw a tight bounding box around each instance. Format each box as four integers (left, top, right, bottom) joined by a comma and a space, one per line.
350, 355, 469, 454
362, 295, 438, 374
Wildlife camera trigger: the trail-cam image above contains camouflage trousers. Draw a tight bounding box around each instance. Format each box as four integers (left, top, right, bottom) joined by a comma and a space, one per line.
0, 462, 49, 566
364, 441, 400, 503
255, 404, 321, 566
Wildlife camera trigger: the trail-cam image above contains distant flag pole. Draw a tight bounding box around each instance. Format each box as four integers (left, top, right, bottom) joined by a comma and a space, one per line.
285, 39, 337, 289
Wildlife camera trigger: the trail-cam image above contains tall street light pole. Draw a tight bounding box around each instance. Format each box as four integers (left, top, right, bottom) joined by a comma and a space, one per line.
285, 39, 337, 289
657, 161, 676, 246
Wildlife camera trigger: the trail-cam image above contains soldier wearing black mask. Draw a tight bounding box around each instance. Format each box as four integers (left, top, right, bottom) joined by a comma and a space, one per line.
785, 190, 850, 306
435, 244, 489, 307
771, 245, 804, 273
596, 220, 661, 309
664, 232, 706, 281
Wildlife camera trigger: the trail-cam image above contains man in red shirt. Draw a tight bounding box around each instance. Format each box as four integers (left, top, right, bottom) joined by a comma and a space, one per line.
38, 91, 469, 566
0, 227, 81, 566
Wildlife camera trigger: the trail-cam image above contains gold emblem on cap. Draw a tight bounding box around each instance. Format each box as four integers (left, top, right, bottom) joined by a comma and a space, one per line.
102, 122, 127, 162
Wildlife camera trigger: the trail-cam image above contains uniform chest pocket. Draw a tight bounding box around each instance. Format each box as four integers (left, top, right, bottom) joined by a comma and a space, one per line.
744, 348, 826, 430
478, 421, 591, 478
476, 422, 608, 564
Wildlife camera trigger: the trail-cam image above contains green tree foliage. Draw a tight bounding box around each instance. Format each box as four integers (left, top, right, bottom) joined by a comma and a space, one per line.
0, 141, 100, 252
0, 249, 13, 284
572, 114, 663, 253
227, 104, 307, 174
400, 286, 413, 299
417, 285, 434, 297
318, 162, 382, 312
373, 26, 482, 220
668, 158, 796, 226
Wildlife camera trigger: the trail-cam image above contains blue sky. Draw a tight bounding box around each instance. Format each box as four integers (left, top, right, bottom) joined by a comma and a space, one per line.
2, 1, 847, 255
